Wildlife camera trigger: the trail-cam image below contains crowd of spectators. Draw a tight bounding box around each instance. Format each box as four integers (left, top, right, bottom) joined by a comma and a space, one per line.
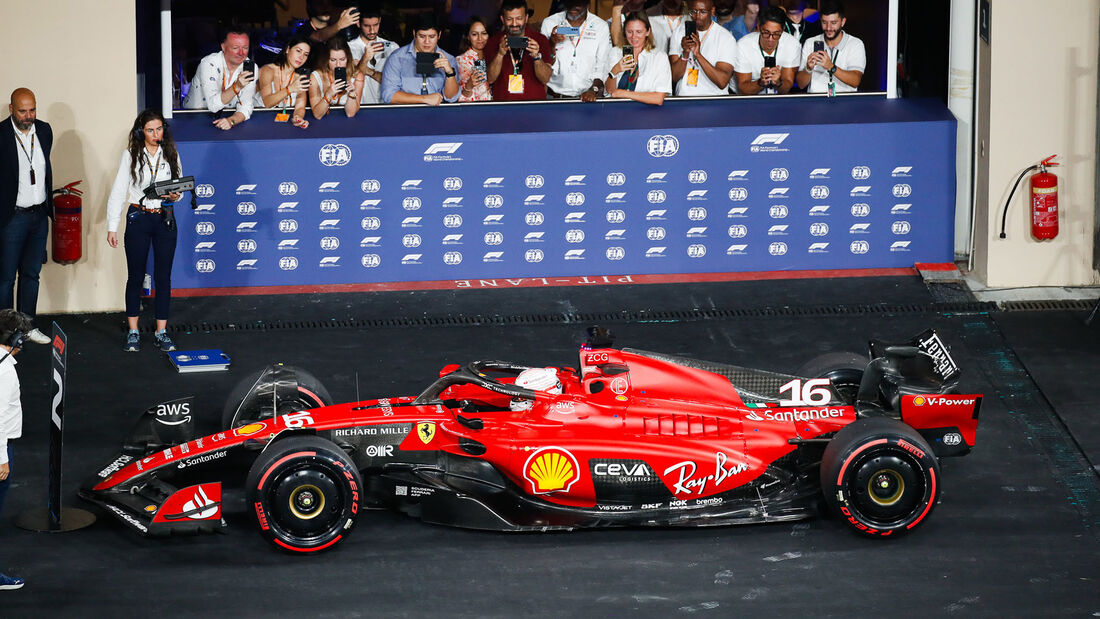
182, 0, 867, 130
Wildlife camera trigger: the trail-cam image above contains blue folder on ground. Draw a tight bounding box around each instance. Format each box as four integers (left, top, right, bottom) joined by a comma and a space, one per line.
167, 349, 231, 373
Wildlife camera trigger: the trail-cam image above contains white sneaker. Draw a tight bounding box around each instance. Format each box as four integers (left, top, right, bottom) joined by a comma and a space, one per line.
26, 328, 50, 345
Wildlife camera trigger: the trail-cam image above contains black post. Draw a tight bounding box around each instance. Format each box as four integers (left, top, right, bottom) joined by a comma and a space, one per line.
47, 322, 66, 530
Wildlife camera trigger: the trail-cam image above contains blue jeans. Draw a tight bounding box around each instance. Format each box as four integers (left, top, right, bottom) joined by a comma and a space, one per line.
124, 208, 177, 320
0, 445, 12, 516
0, 206, 49, 320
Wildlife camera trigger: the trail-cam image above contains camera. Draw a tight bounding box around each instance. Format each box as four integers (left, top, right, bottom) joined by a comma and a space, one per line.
415, 52, 437, 76
507, 36, 529, 50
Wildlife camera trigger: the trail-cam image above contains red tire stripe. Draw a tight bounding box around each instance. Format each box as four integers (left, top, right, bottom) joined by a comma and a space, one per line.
836, 439, 888, 486
274, 535, 343, 553
257, 451, 316, 490
298, 387, 322, 407
906, 468, 937, 529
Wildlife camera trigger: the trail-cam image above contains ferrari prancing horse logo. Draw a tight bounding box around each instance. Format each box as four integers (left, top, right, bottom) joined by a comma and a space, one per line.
416, 422, 436, 444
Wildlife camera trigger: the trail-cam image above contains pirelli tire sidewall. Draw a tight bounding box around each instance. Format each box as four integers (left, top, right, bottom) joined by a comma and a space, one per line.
820, 417, 940, 538
246, 435, 362, 553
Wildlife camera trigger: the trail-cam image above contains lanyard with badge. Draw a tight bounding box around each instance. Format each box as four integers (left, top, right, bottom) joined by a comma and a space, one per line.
145, 148, 162, 186
275, 66, 293, 122
15, 131, 36, 185
686, 26, 710, 87
508, 37, 526, 94
827, 44, 840, 97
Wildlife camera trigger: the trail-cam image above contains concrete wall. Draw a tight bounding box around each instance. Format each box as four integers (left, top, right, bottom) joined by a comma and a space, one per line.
1, 0, 136, 314
972, 0, 1099, 287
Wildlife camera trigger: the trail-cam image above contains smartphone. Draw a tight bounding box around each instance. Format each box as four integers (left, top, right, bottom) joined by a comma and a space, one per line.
243, 59, 255, 74
557, 25, 581, 37
334, 66, 347, 89
814, 40, 825, 53
508, 35, 529, 50
473, 58, 487, 75
764, 56, 776, 68
684, 21, 697, 38
371, 41, 385, 53
415, 51, 437, 76
623, 44, 634, 64
295, 65, 310, 88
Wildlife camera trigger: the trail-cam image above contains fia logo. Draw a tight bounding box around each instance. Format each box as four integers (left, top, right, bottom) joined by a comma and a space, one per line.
565, 229, 585, 243
606, 210, 626, 224
606, 247, 625, 261
565, 192, 585, 207
647, 134, 679, 157
891, 221, 912, 235
688, 207, 707, 221
237, 202, 257, 216
525, 249, 544, 263
319, 144, 352, 166
648, 227, 667, 241
606, 172, 626, 186
893, 184, 913, 198
728, 187, 748, 202
728, 225, 748, 238
809, 222, 829, 237
195, 184, 215, 198
279, 219, 300, 233
279, 181, 298, 196
279, 256, 299, 271
810, 185, 830, 200
195, 221, 215, 236
851, 166, 871, 180
443, 251, 463, 265
320, 199, 340, 213
686, 244, 706, 258
237, 239, 257, 253
688, 169, 708, 184
770, 168, 789, 182
768, 242, 788, 256
525, 175, 545, 188
851, 203, 871, 217
195, 259, 215, 273
361, 254, 381, 268
320, 237, 340, 251
402, 197, 422, 211
524, 212, 544, 225
361, 179, 380, 193
402, 234, 421, 248
647, 189, 667, 204
484, 231, 504, 245
484, 195, 504, 208
443, 214, 463, 228
769, 205, 789, 219
850, 240, 870, 254
360, 217, 381, 231
443, 177, 462, 191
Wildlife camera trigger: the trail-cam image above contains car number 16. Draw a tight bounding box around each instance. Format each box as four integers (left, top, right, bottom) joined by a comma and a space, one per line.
778, 378, 832, 406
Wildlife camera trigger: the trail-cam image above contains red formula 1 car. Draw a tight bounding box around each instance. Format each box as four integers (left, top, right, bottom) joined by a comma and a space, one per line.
81, 328, 981, 552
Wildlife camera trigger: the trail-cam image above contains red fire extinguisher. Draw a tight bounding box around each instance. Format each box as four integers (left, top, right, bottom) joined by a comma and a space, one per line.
52, 180, 83, 264
999, 155, 1059, 240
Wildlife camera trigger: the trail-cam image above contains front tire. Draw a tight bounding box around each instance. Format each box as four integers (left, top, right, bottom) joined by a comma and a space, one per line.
246, 436, 362, 553
820, 417, 940, 537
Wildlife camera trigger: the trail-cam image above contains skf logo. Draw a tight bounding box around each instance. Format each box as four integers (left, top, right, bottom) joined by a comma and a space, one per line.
442, 197, 463, 208
361, 254, 381, 268
850, 223, 871, 233
525, 175, 545, 188
483, 214, 504, 224
768, 242, 788, 256
728, 187, 748, 201
892, 221, 912, 235
442, 234, 463, 244
606, 172, 626, 186
525, 232, 545, 242
483, 251, 504, 262
768, 225, 788, 235
564, 175, 586, 185
235, 184, 257, 194
196, 259, 215, 273
195, 184, 215, 198
319, 144, 352, 166
647, 134, 679, 157
646, 247, 667, 258
401, 179, 422, 190
727, 170, 749, 180
319, 256, 340, 267
523, 447, 580, 494
605, 192, 626, 202
850, 186, 872, 196
279, 181, 298, 195
318, 219, 340, 230
770, 168, 789, 182
278, 202, 299, 212
891, 204, 912, 215
891, 166, 913, 177
808, 242, 830, 253
443, 252, 463, 265
401, 216, 422, 228
809, 205, 830, 215
319, 181, 340, 192
401, 254, 423, 265
279, 239, 300, 249
525, 195, 545, 206
646, 209, 667, 220
195, 222, 215, 236
687, 190, 708, 200
360, 179, 380, 193
647, 190, 667, 204
750, 133, 790, 152
809, 168, 831, 178
195, 203, 214, 213
851, 165, 871, 180
850, 240, 870, 254
851, 203, 871, 217
726, 244, 748, 255
359, 199, 380, 210
646, 172, 667, 183
768, 188, 789, 198
688, 170, 708, 183
564, 249, 586, 260
564, 212, 586, 223
525, 248, 544, 262
893, 184, 913, 198
483, 177, 504, 188
890, 241, 912, 252
416, 422, 436, 444
423, 142, 462, 161
236, 258, 257, 270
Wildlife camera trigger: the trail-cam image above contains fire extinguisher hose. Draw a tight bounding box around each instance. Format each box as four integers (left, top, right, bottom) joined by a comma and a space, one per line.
998, 165, 1039, 239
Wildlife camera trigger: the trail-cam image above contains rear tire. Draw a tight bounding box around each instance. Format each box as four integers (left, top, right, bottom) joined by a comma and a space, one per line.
820, 417, 940, 538
222, 366, 333, 430
796, 352, 867, 405
246, 435, 362, 553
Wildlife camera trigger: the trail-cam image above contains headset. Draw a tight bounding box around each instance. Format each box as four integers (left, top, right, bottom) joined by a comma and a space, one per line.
5, 329, 28, 350
133, 118, 171, 145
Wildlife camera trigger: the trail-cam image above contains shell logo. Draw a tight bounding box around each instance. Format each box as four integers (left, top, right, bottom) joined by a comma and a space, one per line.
523, 447, 580, 495
913, 396, 926, 406
235, 423, 265, 436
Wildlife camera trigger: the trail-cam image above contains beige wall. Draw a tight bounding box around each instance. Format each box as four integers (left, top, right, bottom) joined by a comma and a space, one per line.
973, 0, 1099, 287
1, 0, 136, 314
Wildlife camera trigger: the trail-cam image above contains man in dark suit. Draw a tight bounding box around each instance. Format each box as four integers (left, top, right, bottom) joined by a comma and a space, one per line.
0, 88, 53, 344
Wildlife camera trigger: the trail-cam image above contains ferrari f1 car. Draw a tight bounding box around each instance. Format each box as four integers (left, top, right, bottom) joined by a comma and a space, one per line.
81, 328, 981, 552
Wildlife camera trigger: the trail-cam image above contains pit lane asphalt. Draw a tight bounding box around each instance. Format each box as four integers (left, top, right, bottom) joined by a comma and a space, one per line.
1, 275, 1097, 617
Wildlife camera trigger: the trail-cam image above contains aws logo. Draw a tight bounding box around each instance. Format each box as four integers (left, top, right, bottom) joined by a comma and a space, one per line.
523, 447, 580, 494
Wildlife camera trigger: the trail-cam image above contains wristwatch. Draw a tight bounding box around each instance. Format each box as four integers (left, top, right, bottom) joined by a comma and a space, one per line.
445, 70, 456, 78
532, 53, 542, 62
827, 66, 837, 77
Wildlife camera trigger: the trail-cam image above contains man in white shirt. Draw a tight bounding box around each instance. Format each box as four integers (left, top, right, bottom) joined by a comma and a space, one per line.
349, 8, 398, 105
541, 0, 612, 100
182, 28, 257, 130
0, 309, 31, 591
796, 0, 865, 95
733, 6, 801, 94
669, 0, 737, 97
645, 0, 689, 55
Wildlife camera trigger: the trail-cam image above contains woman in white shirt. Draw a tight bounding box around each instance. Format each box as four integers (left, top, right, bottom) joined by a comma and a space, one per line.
309, 37, 364, 119
256, 34, 312, 129
604, 12, 672, 106
105, 110, 183, 353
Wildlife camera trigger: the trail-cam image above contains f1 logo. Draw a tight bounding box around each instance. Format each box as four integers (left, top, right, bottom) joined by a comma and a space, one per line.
750, 133, 789, 146
424, 142, 462, 155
